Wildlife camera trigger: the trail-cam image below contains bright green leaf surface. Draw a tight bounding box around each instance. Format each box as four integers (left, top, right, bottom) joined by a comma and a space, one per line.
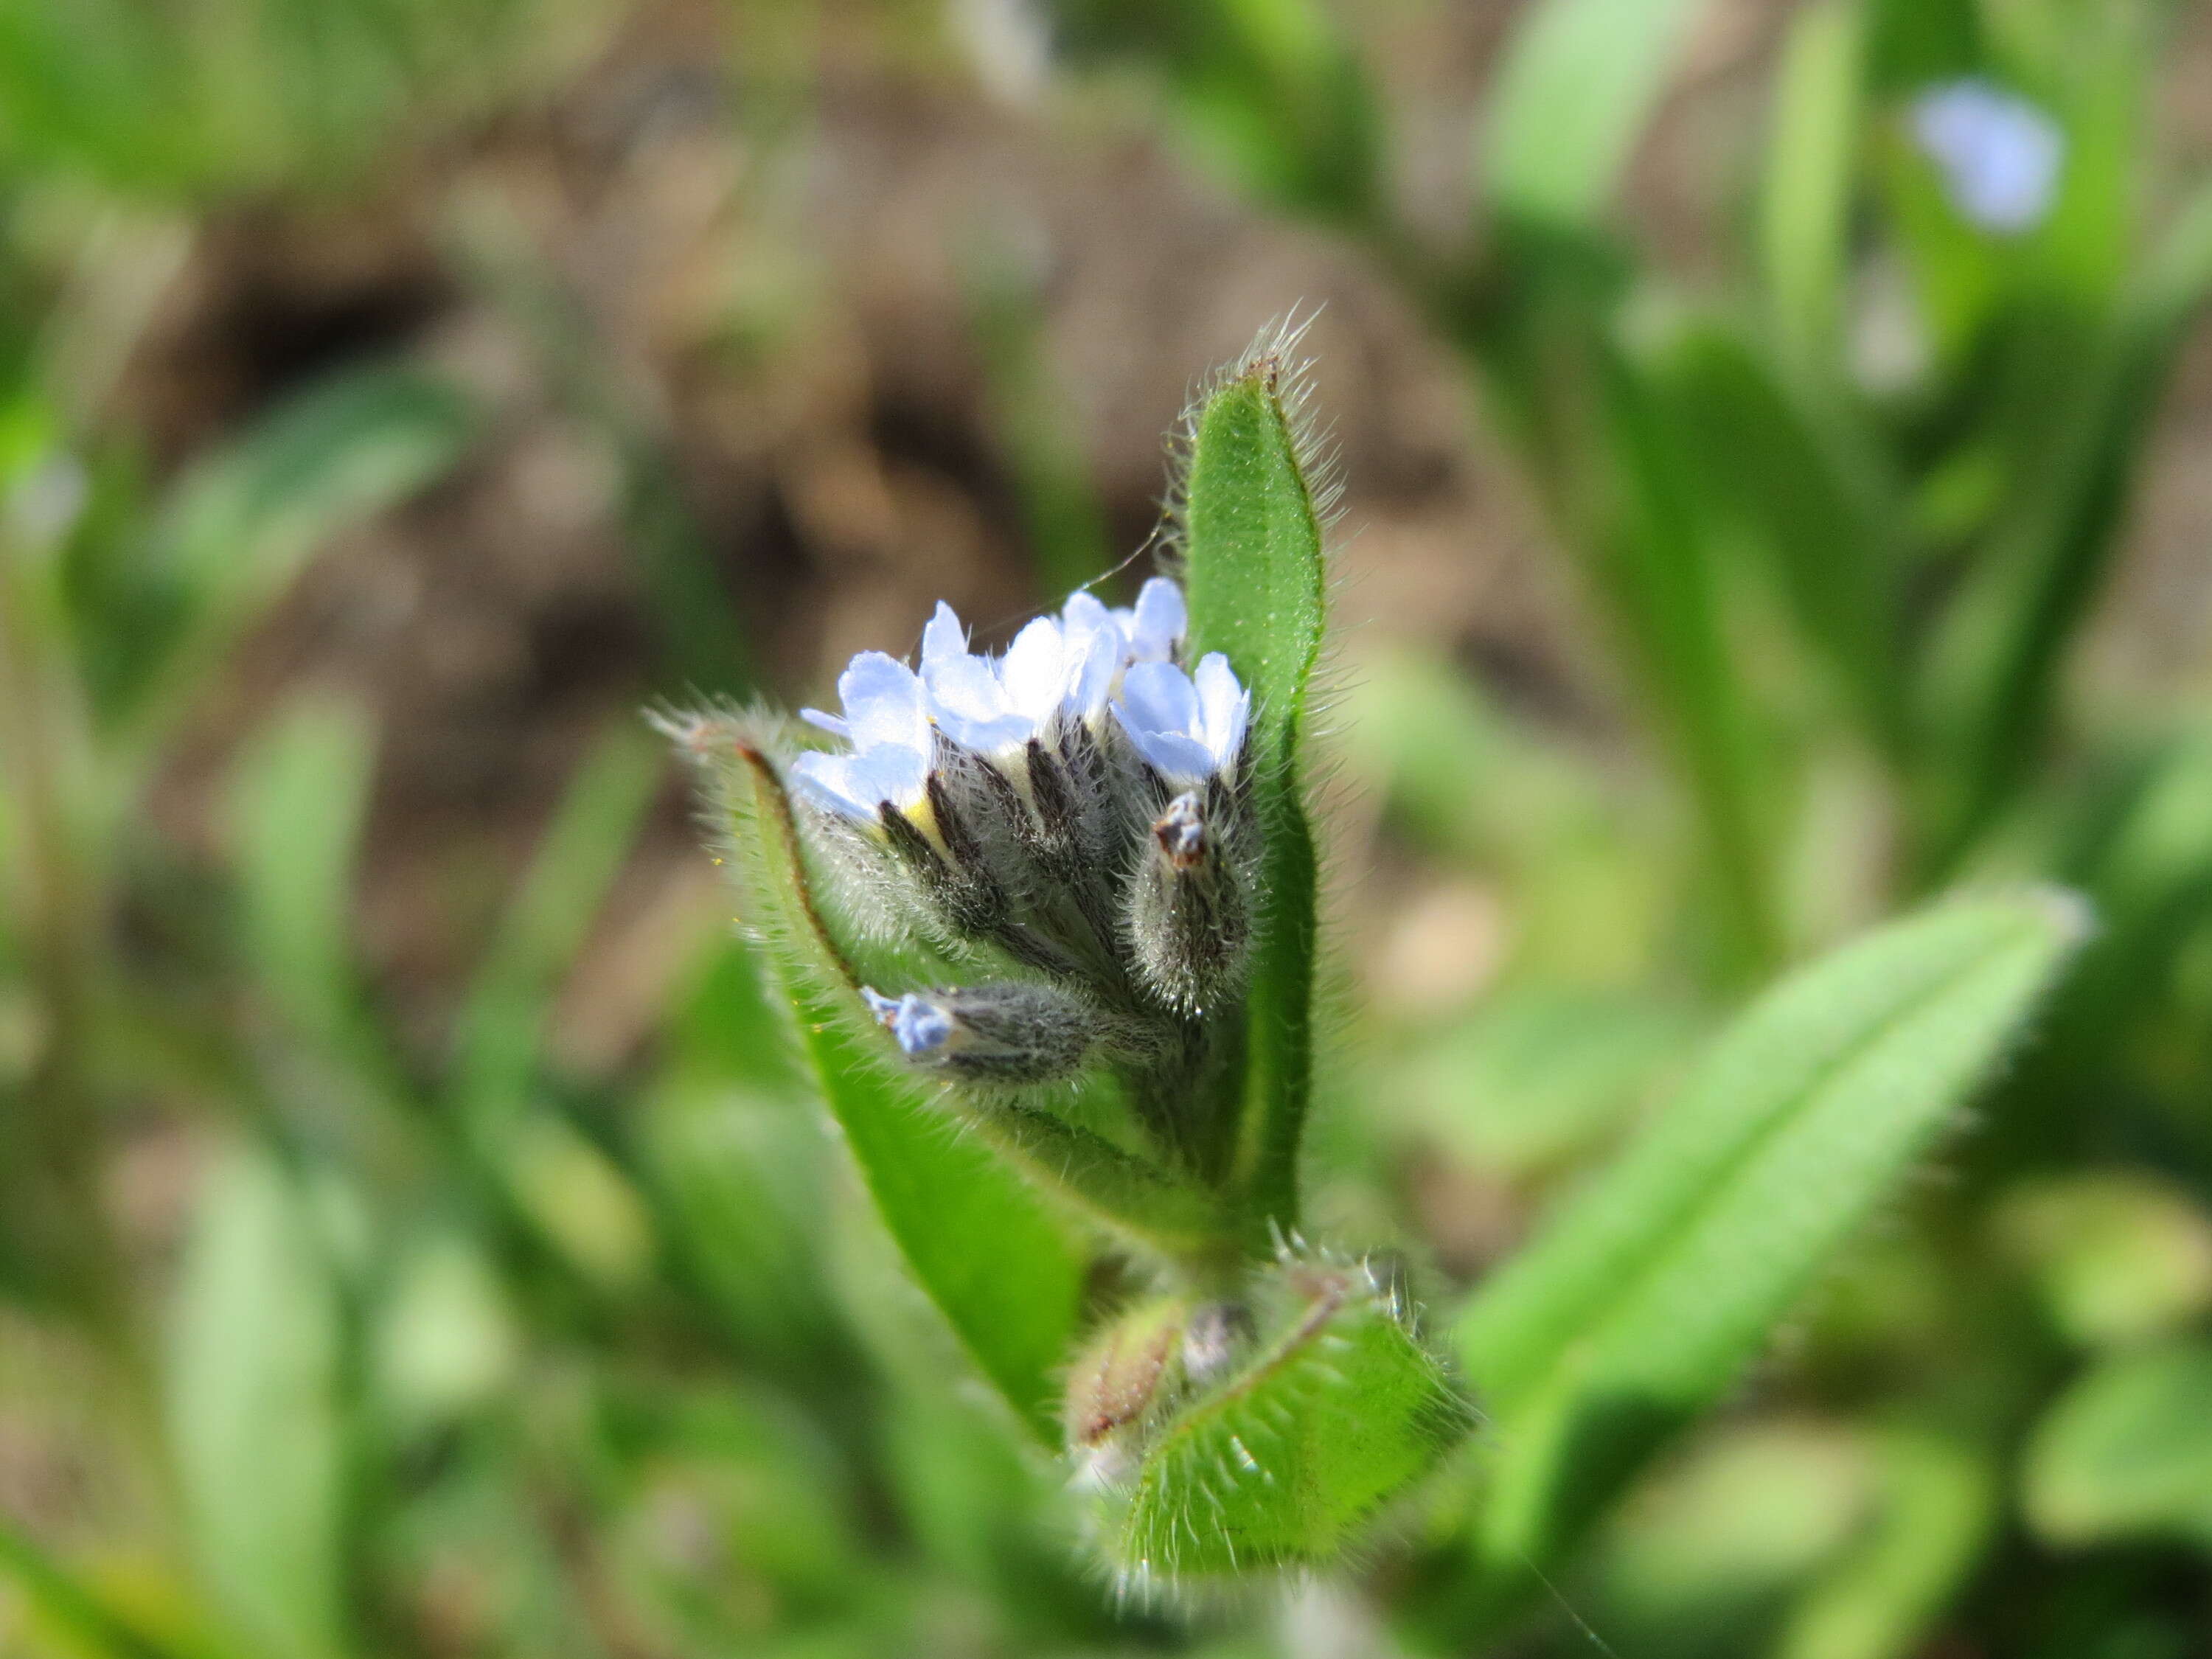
167, 1143, 347, 1659
1180, 352, 1327, 1241
2024, 1340, 2212, 1549
700, 728, 1083, 1447
1482, 0, 1710, 227
1459, 892, 2082, 1575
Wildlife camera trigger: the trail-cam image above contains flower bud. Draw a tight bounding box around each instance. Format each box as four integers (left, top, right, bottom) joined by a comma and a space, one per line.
1063, 1295, 1192, 1489
1126, 789, 1251, 1015
860, 979, 1096, 1085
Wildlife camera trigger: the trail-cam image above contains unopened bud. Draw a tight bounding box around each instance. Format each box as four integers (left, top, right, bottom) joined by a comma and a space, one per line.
860, 979, 1095, 1085
1127, 790, 1251, 1015
1064, 1296, 1191, 1488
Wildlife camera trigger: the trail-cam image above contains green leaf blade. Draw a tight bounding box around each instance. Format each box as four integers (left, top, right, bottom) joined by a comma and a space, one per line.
1481, 0, 1711, 229
1458, 891, 2084, 1579
1178, 344, 1328, 1240
2023, 1339, 2212, 1550
692, 724, 1084, 1447
167, 1144, 348, 1659
1759, 0, 1865, 361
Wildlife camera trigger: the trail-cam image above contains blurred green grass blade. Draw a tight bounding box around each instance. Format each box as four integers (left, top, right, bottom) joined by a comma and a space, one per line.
1458, 892, 2081, 1579
2023, 1339, 2212, 1549
1481, 0, 1710, 227
1468, 266, 1775, 972
168, 1143, 349, 1659
693, 727, 1082, 1446
1775, 1429, 1996, 1659
2034, 5, 2148, 308
1916, 184, 2212, 879
0, 1519, 221, 1659
1588, 326, 1778, 976
1759, 0, 1865, 359
116, 364, 476, 756
229, 697, 379, 1050
645, 1074, 842, 1364
1661, 318, 1906, 759
1045, 0, 1380, 226
1178, 341, 1326, 1237
449, 722, 661, 1131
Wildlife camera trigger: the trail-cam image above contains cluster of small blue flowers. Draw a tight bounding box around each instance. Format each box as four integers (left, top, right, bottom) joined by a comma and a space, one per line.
788, 576, 1259, 1119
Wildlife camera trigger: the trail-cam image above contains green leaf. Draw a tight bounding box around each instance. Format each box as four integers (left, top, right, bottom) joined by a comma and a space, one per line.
114, 364, 476, 757
1759, 0, 1866, 361
1660, 316, 1905, 759
1912, 174, 2212, 880
1481, 0, 1711, 228
1579, 323, 1781, 977
229, 696, 379, 1052
1456, 892, 2083, 1584
167, 1142, 348, 1659
448, 722, 662, 1135
1043, 0, 1380, 226
2023, 1340, 2212, 1549
0, 1517, 222, 1659
687, 722, 1084, 1447
1991, 1172, 2212, 1349
1178, 341, 1328, 1242
1099, 1260, 1472, 1582
1775, 1429, 1997, 1659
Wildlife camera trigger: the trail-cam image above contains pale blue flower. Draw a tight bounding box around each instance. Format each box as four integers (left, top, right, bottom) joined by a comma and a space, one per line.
793, 651, 933, 818
1113, 653, 1249, 785
793, 580, 1200, 820
862, 987, 954, 1057
1911, 79, 2064, 236
1110, 577, 1186, 664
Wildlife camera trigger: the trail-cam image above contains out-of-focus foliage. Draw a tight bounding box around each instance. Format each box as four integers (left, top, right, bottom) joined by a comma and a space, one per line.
0, 0, 2208, 1655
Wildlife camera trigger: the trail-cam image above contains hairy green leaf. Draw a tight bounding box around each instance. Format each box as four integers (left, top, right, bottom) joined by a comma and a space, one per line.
2023, 1340, 2212, 1549
1100, 1260, 1471, 1583
1178, 341, 1327, 1242
1458, 892, 2083, 1580
168, 1143, 348, 1659
688, 723, 1083, 1446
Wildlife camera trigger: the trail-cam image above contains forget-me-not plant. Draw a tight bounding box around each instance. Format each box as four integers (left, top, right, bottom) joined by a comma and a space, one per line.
662, 327, 1470, 1590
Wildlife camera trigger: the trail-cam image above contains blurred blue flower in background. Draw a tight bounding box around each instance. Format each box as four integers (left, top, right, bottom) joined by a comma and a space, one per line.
1911, 79, 2065, 235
